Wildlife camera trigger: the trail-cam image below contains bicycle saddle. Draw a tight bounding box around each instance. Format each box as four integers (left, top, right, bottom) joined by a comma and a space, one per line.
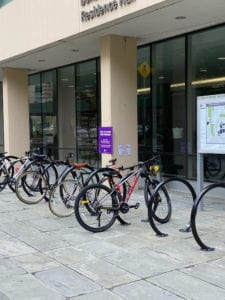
74, 162, 88, 169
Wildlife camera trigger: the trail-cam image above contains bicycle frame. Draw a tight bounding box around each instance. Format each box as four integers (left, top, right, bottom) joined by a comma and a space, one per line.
115, 167, 142, 203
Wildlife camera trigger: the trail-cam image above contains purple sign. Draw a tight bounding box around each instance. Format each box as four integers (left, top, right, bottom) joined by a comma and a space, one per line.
98, 126, 113, 154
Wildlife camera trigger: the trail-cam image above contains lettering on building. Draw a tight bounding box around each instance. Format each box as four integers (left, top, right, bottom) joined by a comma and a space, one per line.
81, 0, 136, 22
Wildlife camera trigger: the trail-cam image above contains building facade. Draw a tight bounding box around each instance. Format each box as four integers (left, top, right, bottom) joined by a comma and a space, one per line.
1, 0, 225, 181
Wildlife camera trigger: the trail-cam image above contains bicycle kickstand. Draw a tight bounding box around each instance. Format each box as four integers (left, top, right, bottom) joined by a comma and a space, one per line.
179, 223, 191, 233
117, 215, 131, 226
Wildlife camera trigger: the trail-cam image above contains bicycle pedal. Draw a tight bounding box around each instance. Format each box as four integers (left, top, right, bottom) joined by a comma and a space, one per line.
135, 202, 140, 209
129, 203, 140, 209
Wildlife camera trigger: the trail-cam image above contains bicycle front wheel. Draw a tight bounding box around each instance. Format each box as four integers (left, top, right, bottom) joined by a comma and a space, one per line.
49, 179, 80, 217
15, 171, 47, 204
74, 183, 118, 233
145, 179, 172, 223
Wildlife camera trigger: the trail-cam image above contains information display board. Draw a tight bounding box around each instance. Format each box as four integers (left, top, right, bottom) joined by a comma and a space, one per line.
197, 94, 225, 154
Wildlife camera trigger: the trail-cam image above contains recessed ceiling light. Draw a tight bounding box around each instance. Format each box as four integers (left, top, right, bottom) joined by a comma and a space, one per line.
159, 76, 165, 79
175, 16, 186, 20
217, 57, 225, 60
200, 68, 207, 72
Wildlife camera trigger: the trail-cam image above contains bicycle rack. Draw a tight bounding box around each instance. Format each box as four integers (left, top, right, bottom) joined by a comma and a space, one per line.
191, 182, 225, 251
148, 177, 196, 238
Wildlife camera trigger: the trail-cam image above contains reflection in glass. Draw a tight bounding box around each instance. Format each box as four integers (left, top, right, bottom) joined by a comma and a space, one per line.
29, 74, 42, 152
58, 66, 76, 159
137, 46, 151, 161
189, 26, 225, 180
41, 70, 57, 158
76, 60, 100, 166
152, 37, 186, 176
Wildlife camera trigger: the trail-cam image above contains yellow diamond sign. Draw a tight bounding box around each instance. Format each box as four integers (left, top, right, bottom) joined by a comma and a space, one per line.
138, 61, 151, 78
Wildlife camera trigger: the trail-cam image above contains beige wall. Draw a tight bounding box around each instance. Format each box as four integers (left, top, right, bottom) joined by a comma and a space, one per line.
80, 0, 168, 31
3, 68, 29, 156
0, 0, 168, 62
100, 35, 137, 167
0, 0, 80, 61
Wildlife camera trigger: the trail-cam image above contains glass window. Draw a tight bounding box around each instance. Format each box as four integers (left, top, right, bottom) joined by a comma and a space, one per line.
152, 37, 186, 176
189, 26, 225, 181
42, 70, 57, 158
29, 71, 58, 158
75, 59, 100, 166
29, 74, 42, 152
137, 46, 151, 161
58, 65, 76, 159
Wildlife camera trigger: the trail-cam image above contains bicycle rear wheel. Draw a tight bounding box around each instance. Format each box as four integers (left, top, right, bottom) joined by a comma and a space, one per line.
7, 158, 24, 192
145, 179, 172, 223
15, 171, 47, 204
49, 179, 80, 217
0, 165, 9, 192
74, 183, 118, 232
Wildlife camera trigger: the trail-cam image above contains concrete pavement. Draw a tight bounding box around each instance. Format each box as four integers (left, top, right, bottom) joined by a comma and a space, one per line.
0, 185, 225, 299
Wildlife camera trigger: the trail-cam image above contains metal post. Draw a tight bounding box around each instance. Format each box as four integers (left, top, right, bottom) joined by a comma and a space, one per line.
197, 152, 204, 210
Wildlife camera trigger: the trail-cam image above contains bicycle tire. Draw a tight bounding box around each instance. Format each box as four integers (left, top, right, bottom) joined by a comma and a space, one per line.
49, 179, 81, 217
42, 163, 58, 201
0, 155, 20, 192
204, 155, 223, 179
0, 165, 9, 192
74, 183, 118, 232
145, 179, 172, 223
62, 165, 95, 184
15, 171, 47, 204
7, 158, 24, 192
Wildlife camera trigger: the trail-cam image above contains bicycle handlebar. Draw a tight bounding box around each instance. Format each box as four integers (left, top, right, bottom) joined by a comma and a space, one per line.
118, 155, 160, 171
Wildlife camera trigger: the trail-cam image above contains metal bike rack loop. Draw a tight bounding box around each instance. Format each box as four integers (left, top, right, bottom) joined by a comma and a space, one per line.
191, 182, 225, 251
148, 177, 196, 237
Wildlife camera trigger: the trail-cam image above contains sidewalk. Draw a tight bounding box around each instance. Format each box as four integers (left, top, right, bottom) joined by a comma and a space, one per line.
0, 186, 225, 299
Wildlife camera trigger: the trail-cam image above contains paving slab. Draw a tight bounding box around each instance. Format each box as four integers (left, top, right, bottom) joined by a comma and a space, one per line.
0, 186, 225, 299
70, 257, 139, 288
0, 238, 37, 258
70, 289, 122, 300
103, 247, 185, 278
34, 266, 101, 297
12, 252, 62, 273
0, 291, 10, 300
181, 262, 225, 290
0, 273, 64, 300
147, 270, 225, 300
0, 258, 27, 279
113, 280, 183, 300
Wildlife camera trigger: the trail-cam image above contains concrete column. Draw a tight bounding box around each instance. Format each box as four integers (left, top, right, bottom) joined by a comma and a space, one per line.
3, 68, 29, 156
100, 35, 137, 167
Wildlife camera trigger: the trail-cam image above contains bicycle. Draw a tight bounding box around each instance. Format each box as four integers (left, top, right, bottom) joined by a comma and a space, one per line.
0, 153, 25, 192
15, 152, 94, 205
74, 156, 171, 232
48, 162, 97, 218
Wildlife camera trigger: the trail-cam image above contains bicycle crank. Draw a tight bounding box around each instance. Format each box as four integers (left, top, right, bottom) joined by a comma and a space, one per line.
119, 202, 140, 214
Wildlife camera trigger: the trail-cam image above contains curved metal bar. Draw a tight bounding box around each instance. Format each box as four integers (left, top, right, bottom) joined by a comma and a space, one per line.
191, 182, 225, 251
148, 177, 196, 237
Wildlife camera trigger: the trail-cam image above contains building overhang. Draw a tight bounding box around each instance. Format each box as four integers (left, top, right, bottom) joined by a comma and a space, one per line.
0, 0, 225, 79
